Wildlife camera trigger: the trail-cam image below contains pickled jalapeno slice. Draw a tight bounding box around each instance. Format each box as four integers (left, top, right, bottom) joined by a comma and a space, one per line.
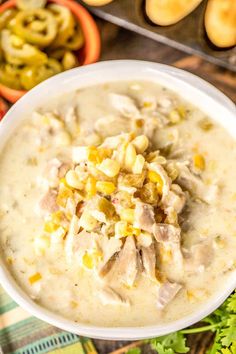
13, 9, 57, 47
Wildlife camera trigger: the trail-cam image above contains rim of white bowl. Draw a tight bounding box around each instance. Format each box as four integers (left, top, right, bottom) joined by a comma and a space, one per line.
0, 60, 235, 340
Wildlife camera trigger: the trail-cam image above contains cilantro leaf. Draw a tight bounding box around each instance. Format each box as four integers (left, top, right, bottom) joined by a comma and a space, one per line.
144, 291, 236, 354
226, 314, 236, 328
150, 342, 174, 354
230, 341, 236, 353
219, 326, 236, 347
226, 292, 236, 314
149, 332, 189, 354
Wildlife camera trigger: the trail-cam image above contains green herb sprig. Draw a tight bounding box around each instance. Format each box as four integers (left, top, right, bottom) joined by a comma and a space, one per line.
126, 291, 236, 354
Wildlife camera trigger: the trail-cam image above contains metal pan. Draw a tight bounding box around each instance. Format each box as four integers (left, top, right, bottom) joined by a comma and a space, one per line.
78, 0, 236, 72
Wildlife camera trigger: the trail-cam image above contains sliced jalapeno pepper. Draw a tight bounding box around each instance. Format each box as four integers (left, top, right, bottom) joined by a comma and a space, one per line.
7, 16, 17, 31
0, 63, 23, 90
4, 53, 24, 66
0, 9, 18, 31
16, 0, 47, 10
62, 51, 78, 70
12, 9, 57, 47
48, 4, 75, 48
20, 58, 62, 90
1, 30, 48, 66
63, 25, 84, 51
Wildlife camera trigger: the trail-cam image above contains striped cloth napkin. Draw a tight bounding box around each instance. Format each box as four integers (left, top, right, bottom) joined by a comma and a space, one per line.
0, 286, 97, 354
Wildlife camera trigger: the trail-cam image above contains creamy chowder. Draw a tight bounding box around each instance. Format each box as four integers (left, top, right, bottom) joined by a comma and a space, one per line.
0, 81, 236, 327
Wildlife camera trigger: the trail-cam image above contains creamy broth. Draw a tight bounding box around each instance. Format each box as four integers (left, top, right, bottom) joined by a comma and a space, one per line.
0, 81, 236, 327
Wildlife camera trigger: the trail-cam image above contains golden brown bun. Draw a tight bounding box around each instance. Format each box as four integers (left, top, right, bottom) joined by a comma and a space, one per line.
146, 0, 203, 26
82, 0, 113, 6
205, 0, 236, 48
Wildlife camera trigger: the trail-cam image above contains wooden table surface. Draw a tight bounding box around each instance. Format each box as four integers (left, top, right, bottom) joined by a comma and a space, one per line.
97, 20, 236, 103
93, 19, 236, 354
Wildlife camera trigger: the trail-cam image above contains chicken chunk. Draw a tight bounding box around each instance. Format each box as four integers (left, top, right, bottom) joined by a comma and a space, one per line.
113, 236, 139, 287
152, 224, 181, 243
134, 202, 155, 233
73, 230, 98, 257
141, 243, 156, 281
43, 158, 71, 187
184, 241, 214, 273
98, 237, 122, 277
157, 281, 182, 309
164, 184, 186, 214
109, 93, 141, 119
98, 287, 130, 306
38, 189, 59, 214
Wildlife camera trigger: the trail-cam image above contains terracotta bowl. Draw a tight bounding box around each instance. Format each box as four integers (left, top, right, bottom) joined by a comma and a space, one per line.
0, 0, 101, 103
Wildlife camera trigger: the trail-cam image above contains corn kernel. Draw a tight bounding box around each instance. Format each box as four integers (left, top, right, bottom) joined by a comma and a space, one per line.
115, 221, 128, 238
125, 143, 137, 171
193, 154, 205, 171
44, 221, 59, 233
59, 178, 69, 188
29, 272, 42, 285
147, 170, 163, 194
115, 221, 140, 238
56, 186, 73, 208
51, 226, 67, 241
169, 110, 181, 124
120, 208, 135, 223
34, 235, 50, 255
177, 105, 186, 119
132, 135, 149, 153
116, 141, 128, 164
98, 148, 112, 160
87, 146, 111, 164
132, 154, 145, 174
96, 181, 116, 195
87, 146, 101, 164
98, 158, 120, 177
79, 210, 97, 231
65, 170, 83, 190
82, 253, 93, 269
127, 225, 141, 236
146, 151, 159, 163
85, 176, 97, 198
51, 211, 63, 223
82, 250, 102, 269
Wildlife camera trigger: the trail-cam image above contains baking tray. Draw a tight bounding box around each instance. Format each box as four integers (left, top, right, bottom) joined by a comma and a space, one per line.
78, 0, 236, 72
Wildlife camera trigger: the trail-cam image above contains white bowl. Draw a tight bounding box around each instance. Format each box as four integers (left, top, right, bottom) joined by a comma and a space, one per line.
0, 60, 235, 340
